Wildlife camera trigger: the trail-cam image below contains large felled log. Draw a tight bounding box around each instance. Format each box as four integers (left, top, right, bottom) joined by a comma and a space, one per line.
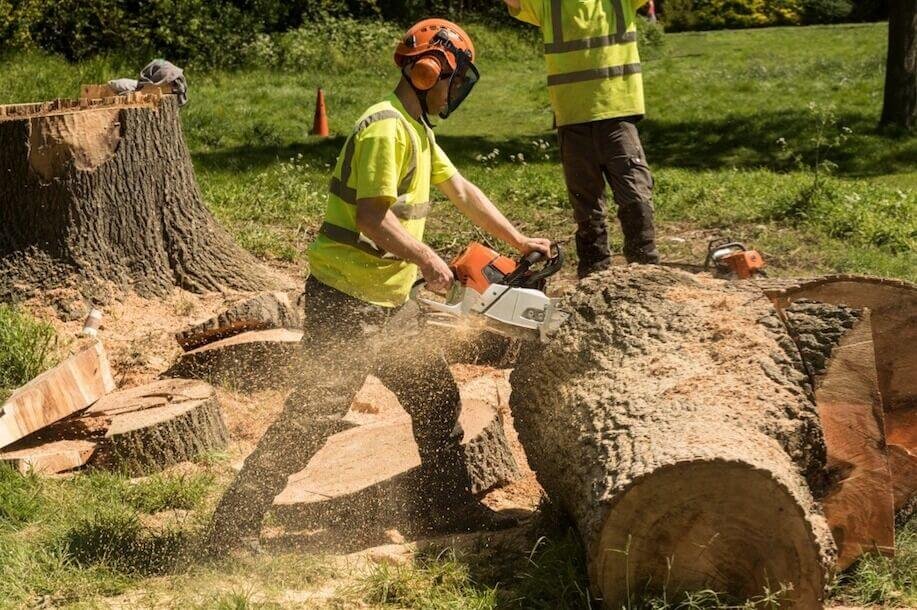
0, 341, 115, 449
175, 291, 303, 351
782, 303, 894, 569
0, 91, 274, 299
273, 378, 519, 528
510, 266, 834, 608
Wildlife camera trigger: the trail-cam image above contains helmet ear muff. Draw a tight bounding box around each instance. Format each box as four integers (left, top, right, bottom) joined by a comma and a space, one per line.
409, 56, 442, 91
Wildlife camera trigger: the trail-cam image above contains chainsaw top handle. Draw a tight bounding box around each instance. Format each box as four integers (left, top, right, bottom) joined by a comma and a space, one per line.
503, 243, 564, 289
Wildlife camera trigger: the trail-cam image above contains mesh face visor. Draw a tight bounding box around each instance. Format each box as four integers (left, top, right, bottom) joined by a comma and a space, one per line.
441, 61, 479, 119
434, 32, 479, 119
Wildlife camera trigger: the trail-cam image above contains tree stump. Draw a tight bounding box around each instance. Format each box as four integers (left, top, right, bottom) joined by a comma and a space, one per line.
510, 266, 835, 608
0, 91, 273, 299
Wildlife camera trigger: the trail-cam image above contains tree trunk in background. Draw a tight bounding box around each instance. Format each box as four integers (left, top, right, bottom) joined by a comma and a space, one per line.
880, 0, 916, 130
0, 91, 275, 300
510, 266, 835, 609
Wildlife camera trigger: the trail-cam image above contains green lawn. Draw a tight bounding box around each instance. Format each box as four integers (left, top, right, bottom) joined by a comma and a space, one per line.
0, 21, 914, 280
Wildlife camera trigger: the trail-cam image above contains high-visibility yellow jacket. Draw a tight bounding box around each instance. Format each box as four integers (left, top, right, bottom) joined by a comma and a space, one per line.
307, 94, 457, 307
510, 0, 648, 127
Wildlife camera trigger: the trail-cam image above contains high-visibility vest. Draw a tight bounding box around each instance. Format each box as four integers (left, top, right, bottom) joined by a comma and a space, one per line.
518, 0, 646, 127
308, 96, 453, 307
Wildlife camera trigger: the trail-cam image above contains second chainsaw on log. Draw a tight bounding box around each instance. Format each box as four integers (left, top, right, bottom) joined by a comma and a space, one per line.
410, 242, 568, 342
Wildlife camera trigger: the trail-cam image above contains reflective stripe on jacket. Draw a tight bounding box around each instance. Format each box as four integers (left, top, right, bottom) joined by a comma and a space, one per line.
512, 0, 646, 127
308, 94, 457, 307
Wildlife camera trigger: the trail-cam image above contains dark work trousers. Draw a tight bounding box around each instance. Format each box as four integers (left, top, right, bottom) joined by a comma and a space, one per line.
558, 118, 659, 276
208, 276, 471, 545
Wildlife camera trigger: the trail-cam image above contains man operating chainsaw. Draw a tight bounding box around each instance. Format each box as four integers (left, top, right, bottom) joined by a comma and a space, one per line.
205, 18, 551, 553
503, 0, 660, 277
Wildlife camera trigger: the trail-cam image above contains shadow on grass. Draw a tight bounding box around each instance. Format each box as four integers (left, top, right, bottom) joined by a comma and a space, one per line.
191, 109, 914, 179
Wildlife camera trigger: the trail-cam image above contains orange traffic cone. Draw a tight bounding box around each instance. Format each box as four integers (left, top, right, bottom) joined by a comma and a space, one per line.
311, 88, 329, 137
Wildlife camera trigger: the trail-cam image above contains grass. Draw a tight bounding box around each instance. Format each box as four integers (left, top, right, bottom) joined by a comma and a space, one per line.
0, 305, 57, 402
832, 517, 917, 607
0, 21, 913, 281
0, 464, 216, 607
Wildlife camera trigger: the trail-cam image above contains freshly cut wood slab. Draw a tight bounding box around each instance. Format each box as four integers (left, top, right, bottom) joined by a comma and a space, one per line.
0, 439, 96, 474
165, 329, 303, 390
0, 341, 116, 450
1, 379, 228, 476
274, 395, 519, 527
175, 291, 302, 351
765, 275, 917, 412
813, 311, 895, 569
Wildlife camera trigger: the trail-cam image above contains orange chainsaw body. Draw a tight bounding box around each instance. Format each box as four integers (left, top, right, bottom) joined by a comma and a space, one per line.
719, 249, 765, 279
450, 242, 517, 294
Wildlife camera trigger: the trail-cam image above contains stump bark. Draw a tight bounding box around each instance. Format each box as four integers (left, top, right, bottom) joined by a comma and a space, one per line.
510, 266, 835, 608
0, 91, 273, 299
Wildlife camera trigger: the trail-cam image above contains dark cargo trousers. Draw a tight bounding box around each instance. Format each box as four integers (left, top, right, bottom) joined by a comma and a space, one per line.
207, 277, 471, 547
558, 118, 659, 276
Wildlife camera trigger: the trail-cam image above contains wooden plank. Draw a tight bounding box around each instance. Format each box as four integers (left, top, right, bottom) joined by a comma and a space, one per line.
814, 311, 895, 569
0, 440, 96, 474
0, 341, 116, 450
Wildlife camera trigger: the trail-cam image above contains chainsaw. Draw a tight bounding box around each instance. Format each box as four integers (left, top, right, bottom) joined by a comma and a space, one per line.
704, 238, 766, 279
410, 242, 568, 342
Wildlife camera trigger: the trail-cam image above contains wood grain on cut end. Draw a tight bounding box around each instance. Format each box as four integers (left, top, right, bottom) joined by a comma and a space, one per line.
166, 329, 304, 390
803, 310, 895, 569
89, 378, 229, 475
0, 341, 115, 450
0, 439, 96, 474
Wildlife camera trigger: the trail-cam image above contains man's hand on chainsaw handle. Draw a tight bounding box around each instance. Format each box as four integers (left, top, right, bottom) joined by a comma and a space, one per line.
356, 197, 453, 293
437, 173, 552, 259
419, 250, 454, 293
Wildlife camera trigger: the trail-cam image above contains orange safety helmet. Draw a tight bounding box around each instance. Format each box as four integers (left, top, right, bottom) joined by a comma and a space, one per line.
395, 19, 479, 119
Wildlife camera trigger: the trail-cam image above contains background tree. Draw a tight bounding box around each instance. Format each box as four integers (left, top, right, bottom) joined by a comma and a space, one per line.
880, 0, 916, 130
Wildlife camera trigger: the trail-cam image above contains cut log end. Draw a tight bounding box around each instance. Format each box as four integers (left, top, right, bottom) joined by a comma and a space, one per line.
594, 461, 827, 608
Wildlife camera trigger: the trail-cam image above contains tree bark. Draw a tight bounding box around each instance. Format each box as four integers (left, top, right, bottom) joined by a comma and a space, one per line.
0, 91, 275, 300
510, 266, 835, 608
880, 0, 917, 130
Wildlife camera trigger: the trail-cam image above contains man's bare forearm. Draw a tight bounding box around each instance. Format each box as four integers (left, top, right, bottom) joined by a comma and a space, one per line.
437, 174, 524, 250
355, 198, 436, 266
